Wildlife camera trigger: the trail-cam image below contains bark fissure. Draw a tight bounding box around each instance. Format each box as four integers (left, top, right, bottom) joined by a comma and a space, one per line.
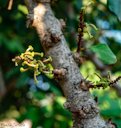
25, 1, 110, 127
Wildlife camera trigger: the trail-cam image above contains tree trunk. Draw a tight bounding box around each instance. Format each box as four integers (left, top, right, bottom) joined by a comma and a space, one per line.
25, 0, 109, 127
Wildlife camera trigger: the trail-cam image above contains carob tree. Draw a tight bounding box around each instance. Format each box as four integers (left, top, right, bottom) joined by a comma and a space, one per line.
12, 0, 118, 127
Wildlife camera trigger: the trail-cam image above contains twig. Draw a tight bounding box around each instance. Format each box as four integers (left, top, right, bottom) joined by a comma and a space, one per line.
7, 0, 13, 10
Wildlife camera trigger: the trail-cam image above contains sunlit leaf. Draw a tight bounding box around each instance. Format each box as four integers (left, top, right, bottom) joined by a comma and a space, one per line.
18, 5, 28, 14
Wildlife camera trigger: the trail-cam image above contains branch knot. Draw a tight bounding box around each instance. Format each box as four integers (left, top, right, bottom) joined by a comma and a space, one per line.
53, 68, 67, 80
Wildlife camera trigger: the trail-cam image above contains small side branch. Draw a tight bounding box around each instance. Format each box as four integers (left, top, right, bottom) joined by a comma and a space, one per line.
85, 49, 121, 96
77, 9, 85, 53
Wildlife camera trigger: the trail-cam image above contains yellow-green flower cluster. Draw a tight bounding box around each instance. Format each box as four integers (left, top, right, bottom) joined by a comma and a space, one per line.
12, 45, 54, 83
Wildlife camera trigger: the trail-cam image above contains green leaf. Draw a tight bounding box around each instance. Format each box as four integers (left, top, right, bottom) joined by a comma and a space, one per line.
107, 0, 121, 21
18, 4, 28, 14
90, 44, 117, 64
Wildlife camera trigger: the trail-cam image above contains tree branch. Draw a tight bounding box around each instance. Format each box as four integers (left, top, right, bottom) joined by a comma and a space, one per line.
24, 0, 110, 127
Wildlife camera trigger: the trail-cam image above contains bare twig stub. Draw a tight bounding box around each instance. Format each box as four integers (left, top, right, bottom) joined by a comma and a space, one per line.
24, 1, 110, 127
7, 0, 13, 10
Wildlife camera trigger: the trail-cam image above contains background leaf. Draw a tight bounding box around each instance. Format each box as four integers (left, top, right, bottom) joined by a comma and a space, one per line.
107, 0, 121, 21
90, 44, 117, 64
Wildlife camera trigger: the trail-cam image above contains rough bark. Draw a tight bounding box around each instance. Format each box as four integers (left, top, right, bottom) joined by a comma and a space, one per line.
25, 0, 109, 127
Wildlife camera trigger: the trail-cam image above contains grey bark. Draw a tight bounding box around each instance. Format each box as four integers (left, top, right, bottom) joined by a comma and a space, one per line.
25, 1, 110, 127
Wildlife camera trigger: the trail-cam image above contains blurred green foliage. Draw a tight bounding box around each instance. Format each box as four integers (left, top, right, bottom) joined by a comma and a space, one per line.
0, 0, 121, 128
107, 0, 121, 21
